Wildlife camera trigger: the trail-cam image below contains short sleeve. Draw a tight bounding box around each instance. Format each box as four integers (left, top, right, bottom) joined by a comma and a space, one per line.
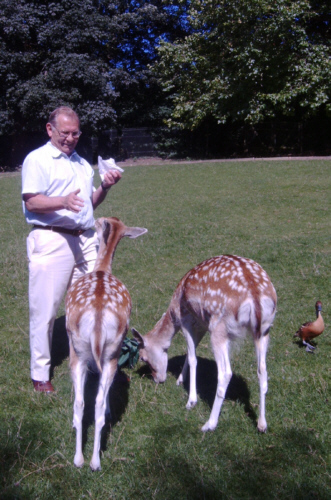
21, 150, 50, 195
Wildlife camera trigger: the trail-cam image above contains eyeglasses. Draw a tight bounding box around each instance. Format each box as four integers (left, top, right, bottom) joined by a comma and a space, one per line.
52, 126, 82, 139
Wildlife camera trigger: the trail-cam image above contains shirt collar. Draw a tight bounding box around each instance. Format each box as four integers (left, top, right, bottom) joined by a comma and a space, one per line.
47, 141, 82, 163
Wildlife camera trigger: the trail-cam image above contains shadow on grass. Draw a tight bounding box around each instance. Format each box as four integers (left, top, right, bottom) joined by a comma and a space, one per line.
0, 369, 130, 499
140, 402, 331, 500
143, 420, 330, 499
50, 315, 130, 456
136, 354, 257, 427
50, 315, 69, 379
293, 338, 319, 352
80, 369, 130, 455
133, 357, 329, 498
1, 411, 328, 500
167, 354, 258, 427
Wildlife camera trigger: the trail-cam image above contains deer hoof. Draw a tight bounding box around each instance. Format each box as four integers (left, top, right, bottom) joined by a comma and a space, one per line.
74, 455, 84, 468
201, 421, 217, 432
186, 400, 197, 409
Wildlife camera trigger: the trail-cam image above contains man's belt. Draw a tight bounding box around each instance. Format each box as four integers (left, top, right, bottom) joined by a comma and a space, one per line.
33, 225, 88, 237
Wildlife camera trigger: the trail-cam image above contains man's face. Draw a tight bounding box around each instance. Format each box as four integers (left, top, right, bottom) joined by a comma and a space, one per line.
46, 114, 81, 156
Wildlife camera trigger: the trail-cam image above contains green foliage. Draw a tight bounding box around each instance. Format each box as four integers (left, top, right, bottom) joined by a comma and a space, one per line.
0, 159, 330, 498
0, 0, 188, 135
118, 337, 140, 368
154, 0, 331, 129
0, 0, 117, 134
2, 0, 329, 139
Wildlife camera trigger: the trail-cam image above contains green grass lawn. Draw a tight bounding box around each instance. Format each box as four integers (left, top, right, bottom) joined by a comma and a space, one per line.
0, 159, 330, 499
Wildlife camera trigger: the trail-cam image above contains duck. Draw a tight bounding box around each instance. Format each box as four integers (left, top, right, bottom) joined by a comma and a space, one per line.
294, 301, 325, 352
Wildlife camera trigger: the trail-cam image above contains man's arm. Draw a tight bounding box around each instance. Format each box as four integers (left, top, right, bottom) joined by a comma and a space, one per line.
92, 170, 122, 210
23, 189, 84, 214
23, 170, 122, 213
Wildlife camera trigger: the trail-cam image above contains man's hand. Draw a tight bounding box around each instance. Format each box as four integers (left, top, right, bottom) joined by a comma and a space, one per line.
92, 169, 122, 209
102, 169, 122, 189
63, 189, 84, 213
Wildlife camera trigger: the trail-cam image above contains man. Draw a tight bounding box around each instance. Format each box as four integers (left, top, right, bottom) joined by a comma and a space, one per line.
21, 106, 121, 393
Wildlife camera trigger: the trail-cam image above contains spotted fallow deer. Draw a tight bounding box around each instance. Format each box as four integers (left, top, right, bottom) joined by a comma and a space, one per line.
65, 217, 147, 470
133, 255, 277, 433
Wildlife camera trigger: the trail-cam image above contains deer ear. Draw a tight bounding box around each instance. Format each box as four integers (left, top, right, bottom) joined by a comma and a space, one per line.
125, 227, 148, 239
102, 220, 112, 244
131, 328, 145, 348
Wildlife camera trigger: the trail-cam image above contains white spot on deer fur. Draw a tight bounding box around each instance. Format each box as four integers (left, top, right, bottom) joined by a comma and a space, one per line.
229, 279, 239, 290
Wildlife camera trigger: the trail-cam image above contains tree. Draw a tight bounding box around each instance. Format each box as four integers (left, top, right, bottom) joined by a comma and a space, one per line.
0, 0, 189, 135
0, 0, 118, 134
154, 0, 331, 129
108, 0, 191, 127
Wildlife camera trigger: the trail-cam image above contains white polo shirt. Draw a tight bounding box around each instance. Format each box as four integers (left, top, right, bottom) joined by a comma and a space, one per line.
22, 141, 95, 230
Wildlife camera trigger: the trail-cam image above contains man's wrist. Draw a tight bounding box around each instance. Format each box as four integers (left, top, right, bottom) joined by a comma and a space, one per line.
101, 181, 110, 192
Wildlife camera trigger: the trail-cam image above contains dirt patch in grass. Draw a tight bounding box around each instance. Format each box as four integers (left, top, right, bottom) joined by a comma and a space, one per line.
1, 155, 330, 178
117, 156, 178, 167
117, 155, 331, 167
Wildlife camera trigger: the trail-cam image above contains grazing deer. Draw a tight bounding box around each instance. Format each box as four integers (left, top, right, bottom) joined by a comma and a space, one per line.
65, 217, 147, 470
133, 255, 277, 433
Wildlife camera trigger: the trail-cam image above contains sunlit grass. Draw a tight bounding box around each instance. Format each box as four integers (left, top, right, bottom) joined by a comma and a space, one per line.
0, 159, 330, 499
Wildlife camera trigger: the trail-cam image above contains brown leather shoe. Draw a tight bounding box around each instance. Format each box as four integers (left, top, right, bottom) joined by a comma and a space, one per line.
32, 380, 55, 393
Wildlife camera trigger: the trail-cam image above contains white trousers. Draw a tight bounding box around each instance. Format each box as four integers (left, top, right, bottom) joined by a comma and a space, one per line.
27, 227, 99, 381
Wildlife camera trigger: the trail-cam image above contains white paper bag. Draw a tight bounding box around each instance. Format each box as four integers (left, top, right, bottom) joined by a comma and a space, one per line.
97, 156, 124, 181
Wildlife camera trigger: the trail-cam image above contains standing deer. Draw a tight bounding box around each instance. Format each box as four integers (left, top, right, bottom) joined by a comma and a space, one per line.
65, 217, 147, 470
133, 255, 277, 433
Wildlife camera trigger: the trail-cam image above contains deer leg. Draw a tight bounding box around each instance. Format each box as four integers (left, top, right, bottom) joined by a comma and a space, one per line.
255, 333, 269, 432
105, 388, 111, 421
180, 323, 206, 408
177, 323, 205, 388
176, 354, 188, 386
70, 347, 87, 468
180, 328, 199, 409
202, 335, 232, 432
90, 358, 117, 471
